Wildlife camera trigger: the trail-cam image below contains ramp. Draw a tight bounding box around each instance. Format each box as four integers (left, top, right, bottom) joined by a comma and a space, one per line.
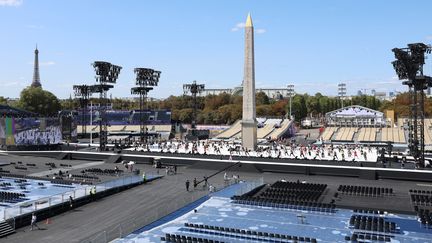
106, 154, 122, 163
56, 152, 70, 160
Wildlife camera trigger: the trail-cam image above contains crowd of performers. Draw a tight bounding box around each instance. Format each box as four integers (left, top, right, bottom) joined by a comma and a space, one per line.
126, 140, 380, 162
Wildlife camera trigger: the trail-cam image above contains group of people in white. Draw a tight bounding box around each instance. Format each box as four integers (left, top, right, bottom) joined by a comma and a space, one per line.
127, 140, 379, 162
14, 126, 62, 145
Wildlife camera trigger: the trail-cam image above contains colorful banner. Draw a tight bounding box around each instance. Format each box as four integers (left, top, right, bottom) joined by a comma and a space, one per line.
5, 117, 15, 145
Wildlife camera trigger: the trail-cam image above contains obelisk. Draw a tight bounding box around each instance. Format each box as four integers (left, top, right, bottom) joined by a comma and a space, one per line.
242, 13, 257, 150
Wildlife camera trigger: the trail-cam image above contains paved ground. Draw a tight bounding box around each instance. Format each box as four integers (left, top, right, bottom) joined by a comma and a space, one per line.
0, 154, 431, 243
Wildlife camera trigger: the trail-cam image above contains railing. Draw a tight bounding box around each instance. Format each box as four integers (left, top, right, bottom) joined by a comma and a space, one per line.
81, 178, 264, 243
81, 191, 206, 243
1, 174, 153, 221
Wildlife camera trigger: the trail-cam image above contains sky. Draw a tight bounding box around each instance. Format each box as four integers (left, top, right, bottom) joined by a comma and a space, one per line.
1, 0, 432, 100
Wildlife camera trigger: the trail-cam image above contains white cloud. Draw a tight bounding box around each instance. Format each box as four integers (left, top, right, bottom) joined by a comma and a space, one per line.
426, 35, 432, 40
0, 0, 23, 6
231, 22, 246, 32
40, 61, 55, 66
26, 24, 44, 29
256, 28, 267, 34
231, 22, 266, 34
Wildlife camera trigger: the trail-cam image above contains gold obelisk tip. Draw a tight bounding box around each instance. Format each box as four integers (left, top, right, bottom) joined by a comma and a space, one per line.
245, 13, 253, 27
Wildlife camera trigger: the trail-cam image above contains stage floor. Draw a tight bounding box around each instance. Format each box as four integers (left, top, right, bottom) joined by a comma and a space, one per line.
0, 174, 160, 221
118, 184, 432, 243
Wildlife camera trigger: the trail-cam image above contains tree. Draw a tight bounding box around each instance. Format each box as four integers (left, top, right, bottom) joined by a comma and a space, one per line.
256, 92, 270, 105
0, 96, 7, 105
17, 87, 61, 116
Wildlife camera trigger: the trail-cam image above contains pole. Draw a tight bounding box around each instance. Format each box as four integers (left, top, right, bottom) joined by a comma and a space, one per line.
289, 95, 292, 119
90, 101, 93, 145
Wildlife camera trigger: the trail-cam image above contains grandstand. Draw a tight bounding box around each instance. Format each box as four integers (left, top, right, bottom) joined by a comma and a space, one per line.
321, 106, 409, 145
334, 127, 358, 141
357, 127, 377, 142
268, 119, 293, 140
216, 118, 294, 140
321, 126, 337, 141
257, 118, 280, 139
215, 120, 242, 139
380, 127, 406, 143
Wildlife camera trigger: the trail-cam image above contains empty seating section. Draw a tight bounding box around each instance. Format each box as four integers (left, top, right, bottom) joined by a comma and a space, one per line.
321, 127, 336, 141
257, 123, 275, 139
424, 119, 432, 145
344, 127, 356, 141
380, 127, 405, 143
170, 223, 318, 243
333, 127, 357, 141
231, 181, 334, 213
357, 128, 377, 142
334, 127, 346, 141
269, 119, 291, 140
409, 190, 432, 206
216, 120, 241, 139
338, 185, 393, 197
357, 128, 366, 141
0, 191, 27, 203
349, 214, 398, 234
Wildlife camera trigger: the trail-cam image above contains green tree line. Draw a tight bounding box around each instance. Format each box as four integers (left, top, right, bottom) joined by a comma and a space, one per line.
6, 87, 428, 124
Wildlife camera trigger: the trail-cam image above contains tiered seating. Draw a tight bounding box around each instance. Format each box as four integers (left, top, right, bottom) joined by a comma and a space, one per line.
357, 128, 377, 142
409, 190, 432, 206
357, 128, 366, 141
269, 119, 291, 140
349, 214, 398, 233
257, 123, 276, 139
424, 121, 432, 145
231, 181, 332, 212
342, 127, 357, 141
259, 181, 327, 202
321, 127, 336, 141
338, 185, 393, 197
0, 191, 26, 203
179, 223, 318, 243
334, 127, 347, 141
149, 125, 172, 132
380, 127, 405, 143
216, 120, 241, 139
381, 127, 390, 141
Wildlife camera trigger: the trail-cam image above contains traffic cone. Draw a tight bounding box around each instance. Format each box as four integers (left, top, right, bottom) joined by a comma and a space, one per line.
45, 218, 52, 224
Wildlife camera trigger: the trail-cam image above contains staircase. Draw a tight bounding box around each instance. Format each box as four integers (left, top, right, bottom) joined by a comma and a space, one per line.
0, 220, 15, 238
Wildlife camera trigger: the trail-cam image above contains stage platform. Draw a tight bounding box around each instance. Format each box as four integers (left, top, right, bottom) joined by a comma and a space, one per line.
3, 150, 432, 182
118, 185, 432, 243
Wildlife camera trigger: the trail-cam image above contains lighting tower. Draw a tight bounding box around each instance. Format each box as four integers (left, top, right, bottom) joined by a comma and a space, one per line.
131, 68, 161, 143
287, 84, 295, 119
73, 85, 93, 138
183, 80, 205, 135
392, 43, 432, 168
90, 61, 122, 151
338, 83, 347, 108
